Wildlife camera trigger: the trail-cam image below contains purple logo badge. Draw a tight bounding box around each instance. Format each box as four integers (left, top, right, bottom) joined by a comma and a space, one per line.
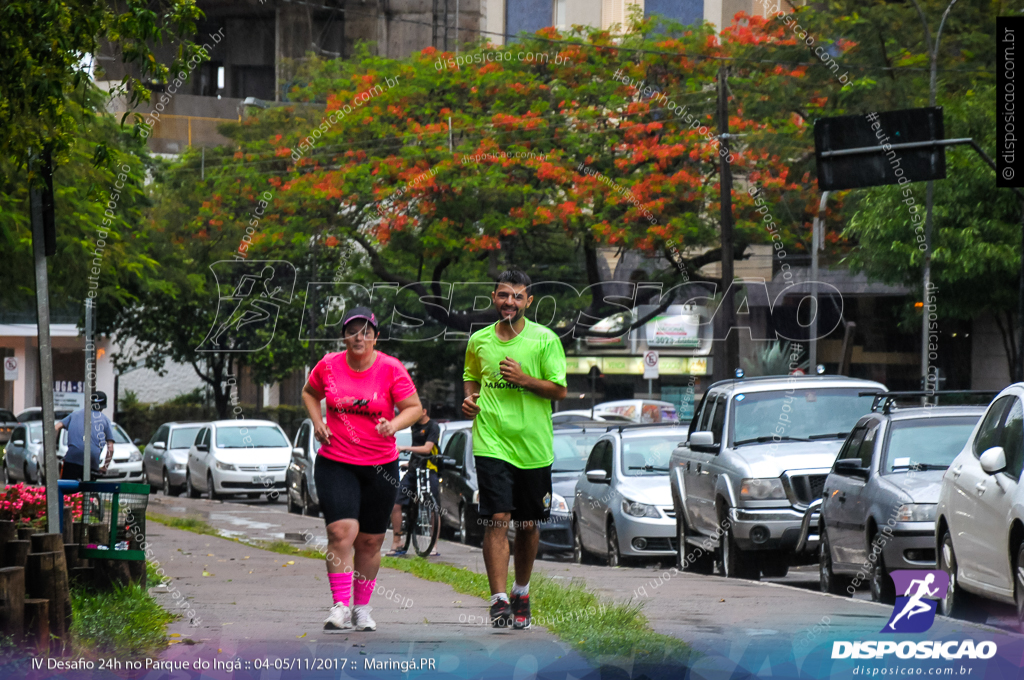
881, 570, 949, 633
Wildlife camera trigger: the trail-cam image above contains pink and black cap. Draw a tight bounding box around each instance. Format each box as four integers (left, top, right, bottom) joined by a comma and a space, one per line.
341, 306, 379, 334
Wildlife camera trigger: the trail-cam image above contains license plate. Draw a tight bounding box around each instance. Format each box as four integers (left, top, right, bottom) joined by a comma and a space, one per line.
252, 475, 273, 484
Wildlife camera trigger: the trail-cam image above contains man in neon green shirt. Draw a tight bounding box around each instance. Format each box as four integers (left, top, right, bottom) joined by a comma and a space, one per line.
463, 269, 567, 630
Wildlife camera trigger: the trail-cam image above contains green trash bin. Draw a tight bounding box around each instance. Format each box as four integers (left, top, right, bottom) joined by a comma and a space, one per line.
76, 482, 150, 561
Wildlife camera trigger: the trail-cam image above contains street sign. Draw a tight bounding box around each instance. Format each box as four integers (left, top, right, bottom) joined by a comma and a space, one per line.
643, 350, 659, 379
3, 357, 17, 381
814, 107, 946, 191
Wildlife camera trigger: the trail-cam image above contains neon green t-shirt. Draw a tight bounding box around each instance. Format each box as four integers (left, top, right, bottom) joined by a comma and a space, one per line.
462, 318, 568, 469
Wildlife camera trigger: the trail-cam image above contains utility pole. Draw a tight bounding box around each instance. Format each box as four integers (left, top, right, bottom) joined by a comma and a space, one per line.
913, 0, 959, 392
309, 232, 320, 370
714, 65, 738, 381
29, 149, 59, 535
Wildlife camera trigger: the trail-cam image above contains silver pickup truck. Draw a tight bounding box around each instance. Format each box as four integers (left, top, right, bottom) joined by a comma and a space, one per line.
668, 375, 887, 580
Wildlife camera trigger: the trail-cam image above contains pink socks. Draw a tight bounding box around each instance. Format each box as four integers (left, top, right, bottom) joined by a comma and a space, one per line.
354, 576, 376, 606
328, 572, 376, 606
328, 572, 352, 605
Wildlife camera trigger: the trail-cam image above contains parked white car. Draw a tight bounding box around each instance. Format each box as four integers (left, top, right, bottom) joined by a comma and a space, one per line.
551, 410, 634, 425
592, 400, 680, 423
59, 422, 145, 483
935, 383, 1024, 629
185, 420, 292, 501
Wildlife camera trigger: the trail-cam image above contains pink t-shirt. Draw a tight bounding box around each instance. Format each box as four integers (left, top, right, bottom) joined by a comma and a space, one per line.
308, 350, 417, 466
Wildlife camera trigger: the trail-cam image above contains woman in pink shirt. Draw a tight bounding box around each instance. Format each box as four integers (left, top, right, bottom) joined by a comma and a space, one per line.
301, 306, 422, 632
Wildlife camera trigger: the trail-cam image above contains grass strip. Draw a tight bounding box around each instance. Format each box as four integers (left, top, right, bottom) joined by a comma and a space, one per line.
70, 575, 175, 657
147, 512, 692, 665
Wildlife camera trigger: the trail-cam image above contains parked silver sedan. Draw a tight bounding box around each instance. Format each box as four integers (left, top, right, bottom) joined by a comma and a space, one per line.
286, 418, 322, 515
573, 425, 688, 566
814, 405, 984, 603
143, 422, 206, 495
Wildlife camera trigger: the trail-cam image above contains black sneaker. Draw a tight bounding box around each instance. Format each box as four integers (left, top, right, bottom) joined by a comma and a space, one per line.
490, 599, 512, 628
510, 593, 531, 629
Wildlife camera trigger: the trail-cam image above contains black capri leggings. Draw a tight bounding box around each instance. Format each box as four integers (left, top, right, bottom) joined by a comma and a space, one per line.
313, 455, 401, 534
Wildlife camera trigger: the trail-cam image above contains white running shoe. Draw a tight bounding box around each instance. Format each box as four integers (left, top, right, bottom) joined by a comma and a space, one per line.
352, 605, 376, 631
324, 603, 352, 631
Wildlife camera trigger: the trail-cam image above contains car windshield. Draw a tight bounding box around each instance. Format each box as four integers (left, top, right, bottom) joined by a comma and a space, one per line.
111, 424, 131, 444
216, 426, 288, 448
170, 427, 202, 449
620, 436, 676, 476
28, 423, 41, 443
552, 433, 604, 472
396, 431, 412, 459
731, 388, 878, 445
883, 417, 980, 473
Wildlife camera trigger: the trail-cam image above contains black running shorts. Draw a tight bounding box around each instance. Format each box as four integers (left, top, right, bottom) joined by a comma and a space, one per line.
313, 455, 400, 533
474, 455, 552, 523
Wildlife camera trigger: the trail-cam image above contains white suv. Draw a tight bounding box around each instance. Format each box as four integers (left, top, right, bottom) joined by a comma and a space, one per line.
935, 383, 1024, 630
185, 420, 292, 501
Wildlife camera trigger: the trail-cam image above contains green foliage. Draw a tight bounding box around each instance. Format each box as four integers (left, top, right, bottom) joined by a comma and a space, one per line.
741, 341, 807, 376
119, 390, 141, 410
71, 581, 175, 657
166, 387, 207, 406
0, 0, 204, 165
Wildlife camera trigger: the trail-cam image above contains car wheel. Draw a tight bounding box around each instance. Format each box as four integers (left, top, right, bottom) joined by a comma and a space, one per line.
24, 462, 31, 485
820, 528, 852, 596
266, 490, 281, 503
572, 516, 595, 565
606, 522, 621, 568
720, 515, 759, 580
1014, 542, 1024, 633
301, 481, 319, 517
1, 461, 8, 486
678, 513, 715, 574
869, 537, 896, 605
186, 472, 201, 499
247, 493, 262, 499
206, 472, 222, 501
459, 504, 470, 545
940, 531, 979, 620
286, 487, 301, 514
162, 470, 178, 497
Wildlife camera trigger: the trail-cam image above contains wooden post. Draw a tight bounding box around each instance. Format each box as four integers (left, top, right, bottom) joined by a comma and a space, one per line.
30, 533, 63, 555
3, 540, 29, 568
17, 527, 35, 541
72, 522, 86, 545
26, 552, 71, 644
69, 566, 95, 587
23, 599, 49, 655
127, 560, 147, 588
62, 508, 73, 544
94, 560, 131, 590
64, 544, 83, 570
87, 524, 109, 547
0, 520, 16, 549
0, 567, 25, 641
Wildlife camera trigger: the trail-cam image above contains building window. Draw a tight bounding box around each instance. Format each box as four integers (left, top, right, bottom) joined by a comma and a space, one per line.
602, 0, 644, 30
553, 0, 566, 27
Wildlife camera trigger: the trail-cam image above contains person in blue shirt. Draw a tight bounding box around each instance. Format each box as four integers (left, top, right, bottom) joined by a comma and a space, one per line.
54, 392, 115, 480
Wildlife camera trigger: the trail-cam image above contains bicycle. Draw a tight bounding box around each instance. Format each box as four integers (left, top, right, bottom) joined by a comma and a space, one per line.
400, 451, 440, 558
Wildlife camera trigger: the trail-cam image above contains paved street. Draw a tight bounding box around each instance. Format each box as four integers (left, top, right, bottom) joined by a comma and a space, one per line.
145, 492, 1024, 667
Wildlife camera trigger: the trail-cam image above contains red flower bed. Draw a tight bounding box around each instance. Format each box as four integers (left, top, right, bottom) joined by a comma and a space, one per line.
0, 483, 84, 528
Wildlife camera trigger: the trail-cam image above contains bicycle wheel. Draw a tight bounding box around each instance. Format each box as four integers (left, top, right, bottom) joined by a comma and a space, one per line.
410, 501, 439, 558
402, 505, 414, 552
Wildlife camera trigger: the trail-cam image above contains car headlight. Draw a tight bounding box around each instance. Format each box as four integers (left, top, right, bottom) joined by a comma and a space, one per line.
740, 478, 787, 501
215, 461, 237, 471
621, 499, 660, 518
550, 493, 569, 513
128, 450, 142, 462
896, 503, 936, 522
174, 462, 187, 471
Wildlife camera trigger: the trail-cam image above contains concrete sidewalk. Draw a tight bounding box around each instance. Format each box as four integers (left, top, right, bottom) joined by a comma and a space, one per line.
144, 505, 595, 677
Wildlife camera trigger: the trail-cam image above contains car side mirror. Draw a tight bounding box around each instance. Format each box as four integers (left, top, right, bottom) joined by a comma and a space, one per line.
12, 439, 23, 447
980, 446, 1007, 475
442, 457, 459, 470
133, 438, 142, 446
153, 441, 166, 450
292, 446, 305, 458
834, 458, 869, 479
195, 444, 208, 453
586, 469, 610, 484
689, 431, 715, 448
